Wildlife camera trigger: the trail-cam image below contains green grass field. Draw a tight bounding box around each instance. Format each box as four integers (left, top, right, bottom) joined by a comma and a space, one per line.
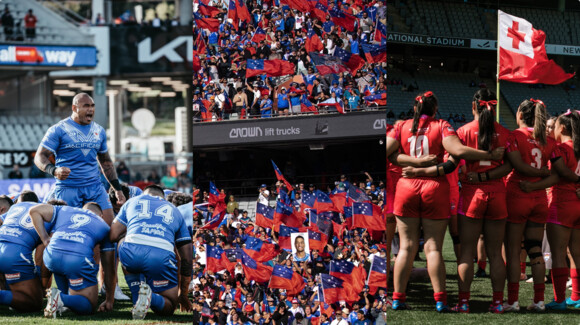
0, 267, 191, 324
387, 233, 580, 324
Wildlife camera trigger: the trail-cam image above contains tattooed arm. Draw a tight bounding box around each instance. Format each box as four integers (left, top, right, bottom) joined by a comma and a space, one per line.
97, 152, 126, 205
34, 147, 70, 180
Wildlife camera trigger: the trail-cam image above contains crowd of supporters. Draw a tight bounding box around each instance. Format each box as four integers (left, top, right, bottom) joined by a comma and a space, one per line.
192, 0, 387, 121
191, 171, 387, 324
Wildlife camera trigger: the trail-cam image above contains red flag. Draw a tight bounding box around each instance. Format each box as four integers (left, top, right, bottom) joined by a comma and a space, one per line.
271, 160, 294, 192
329, 8, 357, 32
305, 29, 324, 53
198, 3, 221, 17
307, 229, 327, 251
352, 202, 386, 231
332, 221, 347, 240
310, 1, 328, 22
498, 10, 574, 85
318, 98, 346, 114
251, 27, 267, 44
228, 0, 252, 29
241, 251, 273, 283
243, 237, 280, 262
246, 59, 296, 78
329, 192, 347, 214
195, 17, 220, 32
268, 265, 306, 296
206, 245, 225, 273
281, 0, 310, 12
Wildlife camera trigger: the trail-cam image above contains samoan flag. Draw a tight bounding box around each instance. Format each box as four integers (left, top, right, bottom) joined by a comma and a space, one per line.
222, 248, 242, 273
278, 224, 299, 250
243, 236, 280, 262
307, 229, 326, 251
374, 20, 387, 45
247, 59, 295, 78
361, 43, 386, 63
252, 27, 267, 44
194, 12, 220, 32
347, 185, 371, 204
328, 8, 357, 32
198, 1, 221, 17
367, 255, 387, 294
301, 190, 316, 211
309, 52, 349, 76
333, 47, 365, 76
206, 244, 225, 273
329, 191, 347, 214
364, 91, 387, 106
305, 28, 324, 53
352, 202, 386, 231
240, 250, 272, 283
208, 181, 222, 206
318, 97, 346, 114
200, 203, 227, 230
330, 260, 366, 300
302, 73, 316, 92
312, 1, 328, 22
314, 190, 340, 212
268, 264, 306, 296
255, 202, 275, 229
271, 160, 294, 192
275, 200, 303, 228
320, 273, 348, 304
309, 210, 333, 237
329, 260, 356, 280
300, 95, 317, 114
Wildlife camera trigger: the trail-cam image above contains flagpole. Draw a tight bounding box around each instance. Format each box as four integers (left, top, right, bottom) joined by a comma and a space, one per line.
496, 9, 501, 123
366, 258, 373, 285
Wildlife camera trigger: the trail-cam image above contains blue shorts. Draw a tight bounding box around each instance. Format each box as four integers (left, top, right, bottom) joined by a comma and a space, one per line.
47, 183, 112, 210
0, 242, 36, 284
44, 248, 97, 291
118, 242, 178, 293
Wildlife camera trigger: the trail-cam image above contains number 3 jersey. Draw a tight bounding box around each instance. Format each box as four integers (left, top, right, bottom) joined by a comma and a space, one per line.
46, 206, 113, 256
506, 127, 557, 195
387, 115, 457, 177
113, 194, 190, 253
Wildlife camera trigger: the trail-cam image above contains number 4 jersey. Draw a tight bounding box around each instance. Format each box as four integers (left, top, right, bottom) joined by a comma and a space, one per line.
387, 115, 457, 170
114, 194, 190, 253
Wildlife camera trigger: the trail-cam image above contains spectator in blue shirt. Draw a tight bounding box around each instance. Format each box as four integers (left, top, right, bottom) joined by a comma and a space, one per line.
260, 94, 273, 118
277, 87, 290, 116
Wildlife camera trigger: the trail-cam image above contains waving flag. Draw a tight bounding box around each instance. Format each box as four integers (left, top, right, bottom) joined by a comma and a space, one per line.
374, 20, 387, 45
278, 224, 299, 249
332, 221, 348, 240
206, 244, 225, 273
352, 202, 386, 231
307, 229, 327, 251
329, 8, 357, 32
274, 201, 303, 228
333, 47, 365, 76
318, 97, 346, 114
309, 52, 349, 76
330, 260, 366, 299
305, 28, 324, 53
498, 10, 573, 84
301, 190, 316, 211
271, 160, 294, 192
246, 59, 296, 78
361, 43, 386, 63
347, 185, 370, 204
198, 2, 221, 17
320, 274, 349, 304
208, 181, 225, 206
228, 0, 252, 29
268, 265, 306, 296
243, 237, 280, 262
309, 210, 333, 237
201, 203, 227, 230
255, 202, 275, 229
221, 248, 242, 273
364, 91, 387, 106
194, 13, 220, 32
300, 95, 318, 113
281, 0, 310, 13
329, 192, 347, 214
311, 1, 328, 22
314, 190, 340, 212
240, 250, 273, 283
251, 27, 267, 44
367, 255, 387, 295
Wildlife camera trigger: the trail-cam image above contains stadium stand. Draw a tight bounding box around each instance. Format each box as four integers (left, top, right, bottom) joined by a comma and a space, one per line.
0, 115, 61, 150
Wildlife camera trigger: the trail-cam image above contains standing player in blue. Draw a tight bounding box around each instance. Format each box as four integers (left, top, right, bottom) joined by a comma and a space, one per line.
0, 193, 46, 312
34, 92, 126, 225
110, 185, 193, 320
29, 202, 116, 318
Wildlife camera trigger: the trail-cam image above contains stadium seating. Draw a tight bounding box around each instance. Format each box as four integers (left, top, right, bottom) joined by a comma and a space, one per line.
389, 1, 580, 45
0, 115, 62, 150
1, 0, 92, 45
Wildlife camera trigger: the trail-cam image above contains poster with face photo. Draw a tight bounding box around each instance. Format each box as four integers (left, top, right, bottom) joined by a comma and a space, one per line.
291, 232, 310, 262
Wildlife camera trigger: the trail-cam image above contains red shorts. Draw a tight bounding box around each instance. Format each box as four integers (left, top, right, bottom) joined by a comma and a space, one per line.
450, 186, 459, 216
547, 189, 580, 229
393, 177, 450, 220
386, 170, 400, 214
462, 185, 508, 220
506, 191, 548, 224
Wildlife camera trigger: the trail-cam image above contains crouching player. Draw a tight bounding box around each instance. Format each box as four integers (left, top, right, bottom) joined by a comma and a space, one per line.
0, 192, 44, 312
29, 202, 116, 318
110, 185, 193, 320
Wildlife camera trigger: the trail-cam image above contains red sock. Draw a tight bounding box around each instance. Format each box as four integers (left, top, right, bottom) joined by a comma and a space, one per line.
552, 267, 569, 303
477, 260, 487, 271
571, 269, 580, 301
434, 291, 447, 304
393, 292, 406, 302
507, 282, 519, 305
458, 291, 470, 304
520, 262, 526, 274
492, 291, 503, 305
534, 283, 545, 303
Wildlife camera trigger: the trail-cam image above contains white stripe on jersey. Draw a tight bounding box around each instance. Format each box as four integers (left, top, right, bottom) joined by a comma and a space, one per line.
124, 234, 174, 252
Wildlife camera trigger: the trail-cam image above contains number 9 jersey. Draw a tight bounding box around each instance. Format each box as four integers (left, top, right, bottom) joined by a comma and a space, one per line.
387, 115, 457, 219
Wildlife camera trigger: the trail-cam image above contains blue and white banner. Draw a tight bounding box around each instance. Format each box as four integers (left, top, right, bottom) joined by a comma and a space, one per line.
0, 178, 55, 202
0, 45, 97, 67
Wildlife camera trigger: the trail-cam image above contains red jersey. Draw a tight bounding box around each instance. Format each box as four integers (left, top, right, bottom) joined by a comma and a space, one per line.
506, 127, 557, 193
390, 115, 457, 178
552, 140, 580, 199
386, 123, 402, 174
457, 120, 511, 189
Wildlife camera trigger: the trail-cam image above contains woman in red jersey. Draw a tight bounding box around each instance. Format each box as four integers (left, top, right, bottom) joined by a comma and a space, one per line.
386, 91, 503, 312
518, 110, 580, 310
453, 89, 511, 313
502, 99, 556, 312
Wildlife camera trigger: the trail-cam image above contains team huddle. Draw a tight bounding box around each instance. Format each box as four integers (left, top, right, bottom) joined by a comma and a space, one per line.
387, 89, 580, 313
0, 93, 194, 320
